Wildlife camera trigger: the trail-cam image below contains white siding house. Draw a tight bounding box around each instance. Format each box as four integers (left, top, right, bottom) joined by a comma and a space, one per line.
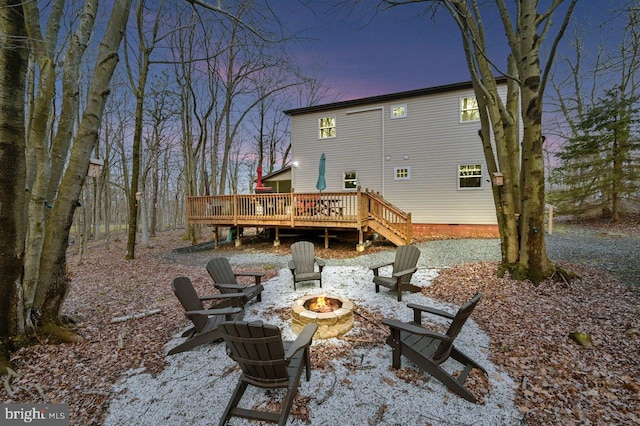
284, 80, 513, 236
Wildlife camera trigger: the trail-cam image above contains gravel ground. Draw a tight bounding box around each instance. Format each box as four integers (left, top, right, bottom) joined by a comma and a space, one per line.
164, 222, 640, 287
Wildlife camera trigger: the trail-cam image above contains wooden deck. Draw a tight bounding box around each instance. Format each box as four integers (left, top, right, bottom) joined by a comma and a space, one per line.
186, 188, 412, 248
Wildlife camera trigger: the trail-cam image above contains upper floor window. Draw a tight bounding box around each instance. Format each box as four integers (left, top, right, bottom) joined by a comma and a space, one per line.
460, 96, 480, 122
319, 117, 336, 138
391, 104, 407, 119
394, 166, 411, 180
343, 170, 357, 190
458, 164, 483, 189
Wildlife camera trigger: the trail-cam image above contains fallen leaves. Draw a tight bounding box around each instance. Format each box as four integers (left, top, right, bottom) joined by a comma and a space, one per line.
424, 260, 640, 425
2, 229, 639, 426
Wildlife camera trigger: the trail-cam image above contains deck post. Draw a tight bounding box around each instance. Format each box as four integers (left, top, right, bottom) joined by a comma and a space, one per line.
274, 227, 280, 247
324, 228, 329, 249
356, 229, 366, 252
290, 190, 295, 227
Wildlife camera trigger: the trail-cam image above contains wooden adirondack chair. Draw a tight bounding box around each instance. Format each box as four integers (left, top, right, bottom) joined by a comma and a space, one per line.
370, 245, 421, 301
206, 257, 265, 304
168, 277, 245, 356
382, 293, 486, 403
218, 320, 318, 426
288, 241, 325, 290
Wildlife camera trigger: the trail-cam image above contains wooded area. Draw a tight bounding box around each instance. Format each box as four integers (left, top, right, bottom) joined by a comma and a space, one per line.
0, 0, 638, 363
0, 0, 328, 355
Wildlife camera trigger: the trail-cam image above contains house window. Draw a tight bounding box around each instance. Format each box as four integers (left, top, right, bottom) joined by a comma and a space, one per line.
458, 164, 483, 189
394, 166, 411, 180
319, 117, 336, 138
391, 104, 407, 119
460, 97, 480, 122
343, 171, 357, 190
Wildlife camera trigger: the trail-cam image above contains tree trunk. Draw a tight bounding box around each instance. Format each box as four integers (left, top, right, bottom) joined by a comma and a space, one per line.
510, 1, 554, 282
36, 0, 134, 323
0, 0, 28, 339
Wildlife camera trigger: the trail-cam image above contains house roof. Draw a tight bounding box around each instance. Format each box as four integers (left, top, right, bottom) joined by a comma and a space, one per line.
262, 165, 291, 180
283, 78, 508, 116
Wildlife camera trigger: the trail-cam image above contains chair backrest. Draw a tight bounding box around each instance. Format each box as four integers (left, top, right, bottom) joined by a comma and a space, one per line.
172, 277, 208, 332
393, 245, 421, 283
219, 321, 289, 387
206, 257, 237, 285
291, 241, 316, 274
432, 292, 482, 363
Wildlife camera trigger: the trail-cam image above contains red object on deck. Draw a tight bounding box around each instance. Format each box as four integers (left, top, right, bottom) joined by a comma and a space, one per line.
256, 165, 263, 188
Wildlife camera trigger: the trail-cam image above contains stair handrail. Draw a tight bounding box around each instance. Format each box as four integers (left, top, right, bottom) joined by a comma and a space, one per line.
364, 189, 412, 243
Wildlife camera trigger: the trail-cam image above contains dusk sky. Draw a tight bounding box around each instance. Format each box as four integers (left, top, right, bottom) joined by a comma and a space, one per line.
273, 1, 625, 103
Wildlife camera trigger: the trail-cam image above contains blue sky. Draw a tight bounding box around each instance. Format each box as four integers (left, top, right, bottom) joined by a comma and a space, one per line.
275, 1, 626, 102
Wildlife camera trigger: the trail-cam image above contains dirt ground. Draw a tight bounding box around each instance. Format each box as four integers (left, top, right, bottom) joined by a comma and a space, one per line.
2, 218, 639, 425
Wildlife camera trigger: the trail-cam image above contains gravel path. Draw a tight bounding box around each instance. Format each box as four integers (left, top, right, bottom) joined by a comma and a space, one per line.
165, 223, 639, 287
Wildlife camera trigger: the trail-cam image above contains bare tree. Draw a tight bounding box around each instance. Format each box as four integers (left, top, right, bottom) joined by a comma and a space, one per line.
549, 3, 640, 220
0, 0, 134, 350
123, 0, 168, 259
381, 0, 578, 282
0, 0, 29, 349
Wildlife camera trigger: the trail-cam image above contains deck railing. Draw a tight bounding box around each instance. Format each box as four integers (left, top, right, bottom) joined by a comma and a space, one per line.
186, 188, 412, 245
365, 190, 413, 243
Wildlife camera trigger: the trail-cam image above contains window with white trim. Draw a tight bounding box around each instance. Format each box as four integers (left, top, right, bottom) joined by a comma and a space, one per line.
458, 164, 483, 189
460, 96, 480, 122
391, 104, 407, 119
343, 171, 357, 190
319, 117, 336, 138
394, 166, 411, 180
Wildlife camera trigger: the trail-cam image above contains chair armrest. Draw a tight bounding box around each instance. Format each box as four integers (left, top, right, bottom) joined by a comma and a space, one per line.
234, 272, 265, 285
406, 303, 455, 320
185, 307, 242, 317
369, 261, 393, 271
234, 272, 265, 278
288, 260, 296, 271
382, 318, 451, 342
315, 258, 326, 267
284, 323, 318, 360
392, 267, 418, 280
199, 292, 246, 301
214, 283, 246, 291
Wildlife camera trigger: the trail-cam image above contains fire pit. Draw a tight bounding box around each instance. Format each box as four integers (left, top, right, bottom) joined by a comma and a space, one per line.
291, 294, 354, 339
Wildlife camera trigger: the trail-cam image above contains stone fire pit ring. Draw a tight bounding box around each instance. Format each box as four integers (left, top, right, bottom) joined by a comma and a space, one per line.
291, 294, 355, 339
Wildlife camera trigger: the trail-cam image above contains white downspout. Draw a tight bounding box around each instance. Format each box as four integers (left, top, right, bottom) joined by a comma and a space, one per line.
346, 106, 385, 196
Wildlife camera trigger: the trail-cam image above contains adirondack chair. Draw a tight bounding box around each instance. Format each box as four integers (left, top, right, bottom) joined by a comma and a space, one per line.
206, 257, 265, 304
370, 245, 421, 301
218, 320, 318, 426
168, 276, 245, 356
288, 241, 325, 290
382, 293, 486, 403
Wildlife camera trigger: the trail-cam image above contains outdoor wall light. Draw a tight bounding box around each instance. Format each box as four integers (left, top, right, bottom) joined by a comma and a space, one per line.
293, 161, 299, 168
385, 155, 391, 161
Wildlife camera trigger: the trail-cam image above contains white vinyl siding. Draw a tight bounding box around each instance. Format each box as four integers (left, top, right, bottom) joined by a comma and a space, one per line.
291, 109, 382, 193
288, 84, 514, 225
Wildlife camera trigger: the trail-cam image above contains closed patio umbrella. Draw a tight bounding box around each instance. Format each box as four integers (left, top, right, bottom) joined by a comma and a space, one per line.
316, 153, 326, 192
